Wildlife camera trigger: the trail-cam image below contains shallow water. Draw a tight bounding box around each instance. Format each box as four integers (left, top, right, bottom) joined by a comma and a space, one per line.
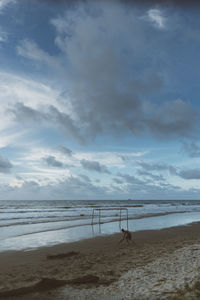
1, 211, 200, 252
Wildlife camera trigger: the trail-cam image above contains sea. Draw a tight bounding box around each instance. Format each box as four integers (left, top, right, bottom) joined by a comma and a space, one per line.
1, 199, 200, 252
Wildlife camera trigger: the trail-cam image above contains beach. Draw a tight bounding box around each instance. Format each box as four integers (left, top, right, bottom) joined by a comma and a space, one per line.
2, 199, 200, 253
1, 222, 200, 299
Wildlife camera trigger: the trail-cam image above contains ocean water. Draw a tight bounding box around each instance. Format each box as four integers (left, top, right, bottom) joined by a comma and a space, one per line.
1, 199, 200, 252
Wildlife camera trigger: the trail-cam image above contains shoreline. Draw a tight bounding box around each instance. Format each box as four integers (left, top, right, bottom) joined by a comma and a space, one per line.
2, 210, 200, 253
1, 222, 200, 299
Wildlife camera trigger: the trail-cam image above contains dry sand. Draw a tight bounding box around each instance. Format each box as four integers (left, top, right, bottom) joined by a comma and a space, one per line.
1, 223, 200, 299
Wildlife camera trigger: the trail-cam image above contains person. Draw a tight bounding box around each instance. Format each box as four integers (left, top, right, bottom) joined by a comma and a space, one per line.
119, 228, 132, 244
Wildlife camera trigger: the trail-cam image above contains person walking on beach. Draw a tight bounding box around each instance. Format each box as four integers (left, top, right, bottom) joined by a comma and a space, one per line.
119, 228, 132, 244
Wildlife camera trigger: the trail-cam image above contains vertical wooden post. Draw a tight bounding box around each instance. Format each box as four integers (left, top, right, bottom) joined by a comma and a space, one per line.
126, 209, 129, 230
119, 208, 122, 229
91, 209, 94, 225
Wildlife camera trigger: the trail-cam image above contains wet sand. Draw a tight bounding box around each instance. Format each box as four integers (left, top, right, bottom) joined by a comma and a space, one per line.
1, 222, 200, 299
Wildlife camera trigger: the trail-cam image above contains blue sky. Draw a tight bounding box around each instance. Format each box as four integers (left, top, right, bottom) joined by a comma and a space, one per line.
1, 0, 200, 200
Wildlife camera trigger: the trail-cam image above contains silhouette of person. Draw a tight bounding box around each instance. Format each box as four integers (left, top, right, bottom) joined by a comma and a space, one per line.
119, 228, 132, 244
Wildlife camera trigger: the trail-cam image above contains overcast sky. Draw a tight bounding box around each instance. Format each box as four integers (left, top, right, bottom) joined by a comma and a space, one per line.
0, 0, 200, 200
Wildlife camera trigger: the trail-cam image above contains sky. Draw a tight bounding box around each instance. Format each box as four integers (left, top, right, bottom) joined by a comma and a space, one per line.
1, 0, 200, 200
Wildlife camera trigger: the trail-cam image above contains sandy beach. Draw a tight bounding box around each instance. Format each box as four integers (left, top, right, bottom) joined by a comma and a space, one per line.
1, 223, 200, 299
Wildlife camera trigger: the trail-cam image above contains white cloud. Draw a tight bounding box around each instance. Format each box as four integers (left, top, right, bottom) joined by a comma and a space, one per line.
11, 144, 147, 188
0, 72, 71, 130
0, 0, 15, 11
0, 72, 79, 172
0, 72, 57, 107
0, 0, 16, 43
17, 39, 61, 70
0, 129, 27, 148
146, 8, 166, 29
0, 27, 7, 42
74, 151, 135, 168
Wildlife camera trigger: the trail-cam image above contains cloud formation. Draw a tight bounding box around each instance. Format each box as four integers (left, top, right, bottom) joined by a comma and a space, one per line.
10, 102, 83, 142
0, 27, 6, 42
117, 172, 145, 185
31, 0, 200, 6
17, 39, 60, 71
43, 155, 64, 168
57, 145, 73, 156
182, 141, 200, 158
146, 8, 166, 29
0, 0, 16, 43
0, 155, 13, 173
14, 1, 199, 143
145, 99, 198, 139
81, 159, 110, 174
0, 0, 15, 11
178, 168, 200, 180
0, 0, 200, 200
138, 161, 169, 171
137, 169, 165, 181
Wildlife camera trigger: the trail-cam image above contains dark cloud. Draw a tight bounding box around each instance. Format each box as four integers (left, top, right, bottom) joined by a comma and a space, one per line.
47, 105, 83, 141
81, 159, 111, 174
115, 171, 184, 199
166, 165, 200, 180
78, 174, 91, 182
145, 100, 198, 139
10, 102, 83, 142
21, 180, 40, 190
32, 0, 200, 6
16, 1, 200, 143
10, 102, 198, 147
137, 169, 165, 181
0, 155, 13, 173
33, 0, 86, 3
119, 155, 129, 162
43, 155, 64, 168
178, 168, 200, 180
52, 4, 198, 141
57, 145, 73, 156
181, 141, 200, 158
121, 0, 200, 6
117, 172, 145, 185
138, 161, 169, 171
168, 165, 178, 176
113, 177, 124, 184
10, 102, 44, 122
138, 161, 179, 179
